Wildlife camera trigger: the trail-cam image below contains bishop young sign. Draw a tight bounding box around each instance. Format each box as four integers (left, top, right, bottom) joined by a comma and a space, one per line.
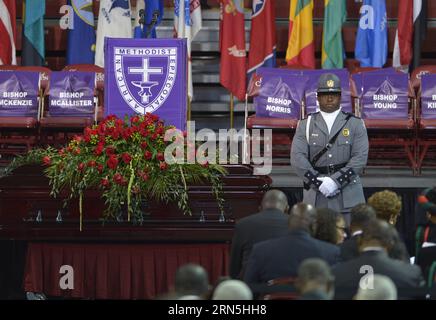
105, 38, 187, 129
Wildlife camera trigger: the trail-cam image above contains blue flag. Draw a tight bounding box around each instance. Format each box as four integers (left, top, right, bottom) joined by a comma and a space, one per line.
22, 0, 45, 66
355, 0, 387, 67
133, 0, 164, 39
66, 0, 96, 65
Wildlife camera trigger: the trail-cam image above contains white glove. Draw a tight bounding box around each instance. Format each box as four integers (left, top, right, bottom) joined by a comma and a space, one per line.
317, 177, 339, 197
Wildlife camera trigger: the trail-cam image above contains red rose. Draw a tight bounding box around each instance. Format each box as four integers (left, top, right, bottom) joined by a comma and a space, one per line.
58, 148, 65, 156
87, 160, 96, 167
97, 164, 104, 173
201, 161, 209, 168
121, 152, 132, 164
144, 150, 152, 160
156, 152, 165, 161
159, 161, 168, 170
151, 133, 158, 140
94, 144, 104, 156
78, 163, 85, 171
107, 155, 118, 170
140, 173, 149, 181
140, 141, 148, 149
101, 178, 110, 187
113, 173, 123, 184
74, 148, 81, 155
42, 156, 51, 166
105, 146, 115, 155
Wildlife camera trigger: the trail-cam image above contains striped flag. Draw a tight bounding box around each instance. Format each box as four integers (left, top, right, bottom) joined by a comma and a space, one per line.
22, 0, 45, 66
0, 0, 16, 65
412, 0, 427, 70
247, 0, 276, 76
219, 0, 246, 101
392, 0, 413, 70
174, 0, 202, 99
95, 0, 132, 67
321, 0, 346, 69
66, 0, 96, 65
286, 0, 315, 69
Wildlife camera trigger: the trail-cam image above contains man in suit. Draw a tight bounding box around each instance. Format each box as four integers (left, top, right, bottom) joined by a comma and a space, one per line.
290, 73, 369, 223
229, 189, 290, 279
243, 203, 340, 290
333, 219, 424, 299
340, 203, 376, 261
296, 258, 335, 300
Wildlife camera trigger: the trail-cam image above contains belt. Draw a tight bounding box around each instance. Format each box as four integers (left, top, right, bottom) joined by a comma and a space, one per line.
314, 162, 347, 175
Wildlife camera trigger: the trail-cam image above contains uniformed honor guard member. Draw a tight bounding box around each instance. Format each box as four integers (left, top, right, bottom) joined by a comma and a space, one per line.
290, 73, 369, 222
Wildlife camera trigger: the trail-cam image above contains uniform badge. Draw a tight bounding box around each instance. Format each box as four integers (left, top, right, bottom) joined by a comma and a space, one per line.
342, 128, 350, 137
327, 80, 334, 88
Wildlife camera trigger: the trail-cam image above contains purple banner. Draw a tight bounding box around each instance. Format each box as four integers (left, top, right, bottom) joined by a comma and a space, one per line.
361, 73, 409, 119
352, 67, 400, 97
0, 71, 39, 116
105, 38, 187, 130
49, 72, 95, 117
255, 68, 352, 114
301, 69, 352, 114
254, 73, 308, 118
421, 74, 436, 119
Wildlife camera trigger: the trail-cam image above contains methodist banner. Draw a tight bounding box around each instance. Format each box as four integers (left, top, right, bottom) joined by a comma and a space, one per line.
105, 38, 187, 129
0, 71, 40, 116
254, 73, 308, 119
421, 74, 436, 119
256, 67, 351, 114
49, 72, 95, 117
361, 73, 409, 119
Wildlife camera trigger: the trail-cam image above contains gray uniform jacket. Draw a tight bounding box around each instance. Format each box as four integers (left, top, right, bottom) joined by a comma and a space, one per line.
290, 111, 369, 211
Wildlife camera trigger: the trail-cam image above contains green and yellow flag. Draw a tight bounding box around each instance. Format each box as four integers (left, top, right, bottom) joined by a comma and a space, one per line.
321, 0, 346, 69
286, 0, 315, 68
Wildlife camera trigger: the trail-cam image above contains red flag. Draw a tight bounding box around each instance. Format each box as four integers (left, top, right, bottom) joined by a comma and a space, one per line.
0, 0, 16, 65
393, 0, 413, 68
219, 0, 246, 100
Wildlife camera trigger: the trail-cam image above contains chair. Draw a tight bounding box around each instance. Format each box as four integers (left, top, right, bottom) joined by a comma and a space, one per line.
413, 72, 436, 172
352, 71, 418, 174
39, 70, 97, 146
261, 277, 299, 300
416, 246, 436, 288
0, 66, 50, 162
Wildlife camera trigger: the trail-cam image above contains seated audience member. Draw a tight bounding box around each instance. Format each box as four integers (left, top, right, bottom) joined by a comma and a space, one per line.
296, 258, 335, 300
229, 189, 290, 279
174, 264, 210, 299
416, 187, 436, 250
314, 208, 347, 245
354, 274, 397, 300
333, 219, 424, 299
340, 204, 376, 261
243, 203, 340, 291
386, 224, 410, 262
212, 280, 253, 300
367, 190, 410, 261
368, 190, 402, 225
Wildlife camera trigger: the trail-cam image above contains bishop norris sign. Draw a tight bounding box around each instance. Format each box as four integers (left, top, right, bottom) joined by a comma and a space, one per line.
105, 38, 187, 129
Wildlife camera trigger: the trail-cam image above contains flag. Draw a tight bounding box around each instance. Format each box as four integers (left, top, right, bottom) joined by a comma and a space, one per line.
247, 0, 276, 76
219, 0, 246, 101
393, 0, 413, 69
66, 0, 96, 65
174, 0, 202, 99
0, 0, 16, 65
22, 0, 45, 66
95, 0, 132, 67
355, 0, 387, 68
133, 0, 164, 39
322, 0, 346, 69
412, 0, 427, 70
286, 0, 315, 69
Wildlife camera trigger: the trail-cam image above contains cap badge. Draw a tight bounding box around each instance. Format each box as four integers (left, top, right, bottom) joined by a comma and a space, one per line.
327, 79, 334, 88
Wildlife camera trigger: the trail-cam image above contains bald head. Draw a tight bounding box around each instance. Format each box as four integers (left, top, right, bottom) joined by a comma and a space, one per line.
288, 203, 317, 232
261, 190, 289, 213
175, 264, 209, 297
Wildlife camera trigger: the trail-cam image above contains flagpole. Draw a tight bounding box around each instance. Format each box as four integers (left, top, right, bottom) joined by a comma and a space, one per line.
230, 93, 234, 129
243, 93, 248, 164
187, 97, 191, 121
